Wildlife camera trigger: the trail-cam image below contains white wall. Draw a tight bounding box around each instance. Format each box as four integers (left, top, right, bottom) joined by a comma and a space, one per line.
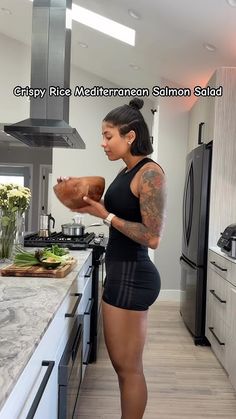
0, 33, 30, 122
155, 99, 188, 291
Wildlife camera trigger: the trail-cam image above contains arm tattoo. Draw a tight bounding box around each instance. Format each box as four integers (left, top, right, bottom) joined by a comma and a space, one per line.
113, 168, 166, 247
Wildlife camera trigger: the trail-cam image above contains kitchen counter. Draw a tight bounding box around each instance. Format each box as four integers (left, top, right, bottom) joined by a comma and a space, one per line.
209, 246, 236, 264
0, 249, 92, 411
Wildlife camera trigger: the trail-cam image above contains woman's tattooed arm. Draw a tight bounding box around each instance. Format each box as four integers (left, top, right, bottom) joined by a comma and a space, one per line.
111, 167, 166, 249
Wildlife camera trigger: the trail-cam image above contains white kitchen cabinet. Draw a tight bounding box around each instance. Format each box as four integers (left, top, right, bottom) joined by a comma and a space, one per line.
0, 252, 93, 419
187, 73, 216, 152
206, 257, 229, 368
206, 248, 236, 390
78, 264, 93, 379
207, 68, 236, 248
188, 96, 207, 152
188, 68, 236, 249
227, 286, 236, 390
202, 72, 217, 144
18, 337, 66, 419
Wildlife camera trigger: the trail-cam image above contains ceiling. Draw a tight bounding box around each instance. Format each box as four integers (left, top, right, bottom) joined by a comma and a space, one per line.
0, 0, 236, 146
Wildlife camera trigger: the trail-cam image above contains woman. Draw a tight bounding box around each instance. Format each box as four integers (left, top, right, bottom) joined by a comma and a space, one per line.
61, 98, 166, 419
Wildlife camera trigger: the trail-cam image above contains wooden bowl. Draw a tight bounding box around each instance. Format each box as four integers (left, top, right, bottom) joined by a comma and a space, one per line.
53, 176, 105, 210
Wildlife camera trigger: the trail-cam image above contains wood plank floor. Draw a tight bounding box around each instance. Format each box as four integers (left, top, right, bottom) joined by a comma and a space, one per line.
76, 301, 236, 419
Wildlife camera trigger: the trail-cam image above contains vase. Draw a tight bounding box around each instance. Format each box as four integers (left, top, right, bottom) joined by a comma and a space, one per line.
14, 211, 25, 247
0, 209, 25, 261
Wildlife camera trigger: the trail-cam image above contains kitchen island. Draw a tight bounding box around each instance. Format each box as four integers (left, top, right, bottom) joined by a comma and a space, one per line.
0, 249, 92, 418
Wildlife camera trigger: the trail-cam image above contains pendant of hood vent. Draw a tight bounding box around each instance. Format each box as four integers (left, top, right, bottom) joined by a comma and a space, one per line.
4, 0, 85, 149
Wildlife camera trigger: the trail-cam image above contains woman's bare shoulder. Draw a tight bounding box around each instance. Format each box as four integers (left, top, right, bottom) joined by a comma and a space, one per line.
132, 161, 165, 197
139, 161, 165, 179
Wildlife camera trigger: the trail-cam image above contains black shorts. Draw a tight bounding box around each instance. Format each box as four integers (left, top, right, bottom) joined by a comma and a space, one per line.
102, 258, 161, 311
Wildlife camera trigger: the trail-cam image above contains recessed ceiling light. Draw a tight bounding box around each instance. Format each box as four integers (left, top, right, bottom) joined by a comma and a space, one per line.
203, 43, 217, 52
226, 0, 236, 6
129, 64, 140, 70
128, 9, 141, 20
0, 7, 12, 15
78, 42, 88, 48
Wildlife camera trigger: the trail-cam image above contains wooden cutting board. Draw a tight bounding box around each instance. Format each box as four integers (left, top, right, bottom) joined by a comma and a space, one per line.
0, 258, 77, 278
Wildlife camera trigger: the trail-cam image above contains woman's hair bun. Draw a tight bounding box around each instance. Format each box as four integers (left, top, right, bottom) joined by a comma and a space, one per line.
129, 98, 144, 111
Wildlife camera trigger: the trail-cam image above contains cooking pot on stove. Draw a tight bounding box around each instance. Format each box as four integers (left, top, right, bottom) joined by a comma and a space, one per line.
61, 220, 102, 236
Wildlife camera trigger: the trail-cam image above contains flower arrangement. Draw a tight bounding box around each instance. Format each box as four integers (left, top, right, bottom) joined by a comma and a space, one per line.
0, 183, 31, 260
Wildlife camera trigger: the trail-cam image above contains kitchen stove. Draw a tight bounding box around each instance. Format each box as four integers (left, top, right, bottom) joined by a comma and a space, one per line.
24, 231, 106, 251
24, 231, 107, 365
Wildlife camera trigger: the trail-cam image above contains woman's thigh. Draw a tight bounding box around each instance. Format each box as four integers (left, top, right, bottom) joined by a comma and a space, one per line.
102, 300, 148, 372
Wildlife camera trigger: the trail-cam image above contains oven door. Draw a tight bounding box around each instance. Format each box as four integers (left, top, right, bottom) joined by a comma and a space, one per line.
98, 253, 106, 302
97, 254, 105, 349
58, 315, 83, 419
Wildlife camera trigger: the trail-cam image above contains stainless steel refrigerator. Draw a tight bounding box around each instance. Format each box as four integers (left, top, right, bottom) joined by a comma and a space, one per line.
180, 141, 212, 345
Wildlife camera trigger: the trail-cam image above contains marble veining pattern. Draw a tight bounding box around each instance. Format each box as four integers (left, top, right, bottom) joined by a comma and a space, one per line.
0, 249, 92, 410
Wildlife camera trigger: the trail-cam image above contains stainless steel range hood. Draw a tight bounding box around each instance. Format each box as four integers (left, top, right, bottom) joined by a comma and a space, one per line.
4, 0, 85, 149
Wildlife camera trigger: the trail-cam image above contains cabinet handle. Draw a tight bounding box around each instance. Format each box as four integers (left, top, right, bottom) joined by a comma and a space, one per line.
209, 327, 225, 346
210, 289, 226, 304
83, 343, 92, 365
210, 261, 227, 272
71, 323, 83, 361
26, 360, 55, 419
65, 293, 82, 317
198, 122, 204, 145
84, 298, 94, 315
85, 265, 94, 278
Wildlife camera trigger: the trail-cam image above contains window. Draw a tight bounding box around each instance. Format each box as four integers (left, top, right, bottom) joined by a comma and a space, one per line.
0, 175, 24, 186
0, 165, 32, 231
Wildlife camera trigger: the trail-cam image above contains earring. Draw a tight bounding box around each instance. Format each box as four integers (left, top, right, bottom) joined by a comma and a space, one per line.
128, 141, 131, 145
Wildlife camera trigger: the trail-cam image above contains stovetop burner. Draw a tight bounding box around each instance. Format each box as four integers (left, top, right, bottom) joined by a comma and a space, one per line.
24, 231, 107, 250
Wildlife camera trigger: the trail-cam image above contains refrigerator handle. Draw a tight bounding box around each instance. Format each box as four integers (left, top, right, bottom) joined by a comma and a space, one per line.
183, 165, 189, 244
198, 122, 204, 144
183, 162, 194, 246
180, 256, 197, 270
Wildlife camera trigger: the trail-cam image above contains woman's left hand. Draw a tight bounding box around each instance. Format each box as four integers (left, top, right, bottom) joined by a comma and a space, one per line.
71, 196, 109, 220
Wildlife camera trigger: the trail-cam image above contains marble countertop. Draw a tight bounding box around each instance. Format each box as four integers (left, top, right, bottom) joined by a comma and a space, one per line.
209, 246, 236, 264
0, 249, 92, 411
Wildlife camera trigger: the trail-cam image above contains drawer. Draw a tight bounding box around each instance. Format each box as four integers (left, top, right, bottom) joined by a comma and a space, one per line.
229, 263, 236, 287
78, 269, 93, 315
208, 327, 227, 369
207, 268, 229, 324
206, 305, 228, 369
83, 297, 93, 347
208, 250, 231, 281
74, 253, 92, 276
226, 334, 236, 390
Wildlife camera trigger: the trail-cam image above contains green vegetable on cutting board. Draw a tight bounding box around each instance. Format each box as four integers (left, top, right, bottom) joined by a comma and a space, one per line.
14, 249, 39, 267
13, 245, 72, 268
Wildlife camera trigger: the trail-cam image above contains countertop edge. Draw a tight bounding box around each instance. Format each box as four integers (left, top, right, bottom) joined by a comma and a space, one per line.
209, 246, 236, 264
0, 249, 92, 412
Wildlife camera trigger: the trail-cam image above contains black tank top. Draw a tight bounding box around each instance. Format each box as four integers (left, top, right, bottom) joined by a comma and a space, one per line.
104, 157, 162, 261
